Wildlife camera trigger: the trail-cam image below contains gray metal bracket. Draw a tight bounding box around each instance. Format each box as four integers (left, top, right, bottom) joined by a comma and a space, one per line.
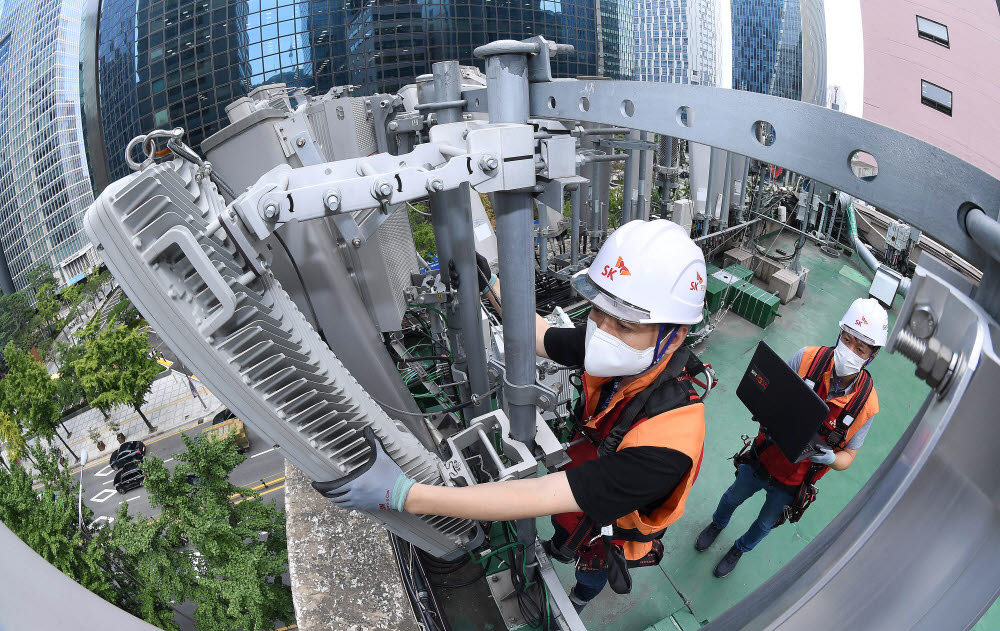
440, 410, 538, 485
487, 358, 558, 410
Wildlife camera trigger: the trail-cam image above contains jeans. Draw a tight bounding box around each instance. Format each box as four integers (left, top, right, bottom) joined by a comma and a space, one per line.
712, 464, 794, 553
550, 517, 610, 603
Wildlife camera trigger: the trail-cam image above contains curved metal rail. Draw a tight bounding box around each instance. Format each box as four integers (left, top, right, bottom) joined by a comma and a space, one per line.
526, 78, 1000, 630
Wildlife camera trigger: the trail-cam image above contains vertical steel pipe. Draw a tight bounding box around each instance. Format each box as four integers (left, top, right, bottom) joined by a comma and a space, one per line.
476, 42, 538, 566
570, 184, 582, 267
637, 131, 650, 220
622, 130, 635, 224
702, 148, 719, 235
426, 61, 491, 419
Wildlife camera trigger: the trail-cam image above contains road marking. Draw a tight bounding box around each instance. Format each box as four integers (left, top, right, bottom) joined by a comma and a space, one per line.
157, 358, 174, 368
250, 447, 277, 458
275, 625, 298, 631
91, 489, 117, 503
119, 495, 142, 505
68, 418, 212, 475
164, 458, 174, 463
103, 479, 114, 486
229, 475, 286, 498
95, 464, 115, 478
234, 484, 285, 504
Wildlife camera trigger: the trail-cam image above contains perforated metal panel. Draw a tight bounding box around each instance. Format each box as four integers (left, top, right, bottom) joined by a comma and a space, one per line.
376, 205, 421, 324
352, 98, 376, 156
84, 160, 477, 558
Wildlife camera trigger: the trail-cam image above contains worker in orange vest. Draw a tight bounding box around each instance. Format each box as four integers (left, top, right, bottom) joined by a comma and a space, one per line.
695, 298, 887, 578
314, 220, 711, 611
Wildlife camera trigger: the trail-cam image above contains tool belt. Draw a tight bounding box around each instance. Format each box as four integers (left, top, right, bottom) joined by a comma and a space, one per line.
731, 433, 821, 527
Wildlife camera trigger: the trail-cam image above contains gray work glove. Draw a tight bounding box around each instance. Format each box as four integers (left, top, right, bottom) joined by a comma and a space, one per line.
311, 427, 415, 511
810, 446, 837, 466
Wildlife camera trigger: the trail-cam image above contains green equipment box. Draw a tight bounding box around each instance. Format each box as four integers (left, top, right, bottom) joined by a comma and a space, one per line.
724, 264, 754, 283
730, 280, 780, 328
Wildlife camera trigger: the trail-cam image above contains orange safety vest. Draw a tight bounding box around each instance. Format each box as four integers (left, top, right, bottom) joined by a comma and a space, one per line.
757, 346, 879, 487
553, 347, 706, 565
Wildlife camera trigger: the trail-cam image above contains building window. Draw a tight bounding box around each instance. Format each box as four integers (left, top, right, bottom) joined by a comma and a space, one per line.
921, 80, 952, 116
916, 16, 949, 47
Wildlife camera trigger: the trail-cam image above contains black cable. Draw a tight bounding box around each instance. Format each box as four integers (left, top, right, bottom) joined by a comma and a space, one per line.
273, 232, 330, 348
430, 566, 487, 589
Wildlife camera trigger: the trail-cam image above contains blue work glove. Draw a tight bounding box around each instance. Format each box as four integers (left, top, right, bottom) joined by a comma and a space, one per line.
311, 427, 415, 511
810, 446, 837, 465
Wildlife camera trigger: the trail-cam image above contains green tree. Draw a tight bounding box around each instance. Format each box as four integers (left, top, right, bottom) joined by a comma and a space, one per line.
408, 203, 436, 260
0, 290, 33, 353
0, 446, 116, 600
53, 340, 87, 415
1, 343, 79, 460
142, 434, 295, 631
25, 262, 57, 296
0, 446, 175, 627
0, 409, 27, 470
110, 503, 188, 630
75, 324, 161, 432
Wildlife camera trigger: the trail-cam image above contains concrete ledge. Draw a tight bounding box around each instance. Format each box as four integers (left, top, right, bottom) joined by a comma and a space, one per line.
284, 461, 418, 631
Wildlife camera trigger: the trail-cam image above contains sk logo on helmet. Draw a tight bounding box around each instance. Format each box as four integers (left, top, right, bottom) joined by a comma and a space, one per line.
689, 271, 704, 292
601, 256, 631, 281
856, 316, 869, 326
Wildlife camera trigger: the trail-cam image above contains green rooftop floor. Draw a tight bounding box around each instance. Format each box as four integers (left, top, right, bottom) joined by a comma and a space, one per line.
538, 238, 955, 630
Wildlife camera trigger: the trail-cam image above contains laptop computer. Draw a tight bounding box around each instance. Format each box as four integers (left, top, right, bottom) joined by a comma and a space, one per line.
736, 341, 830, 462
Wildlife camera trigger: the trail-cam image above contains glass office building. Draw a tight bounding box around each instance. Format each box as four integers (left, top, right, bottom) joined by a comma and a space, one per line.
731, 0, 802, 99
0, 0, 99, 293
83, 0, 603, 189
634, 0, 725, 87
598, 0, 634, 80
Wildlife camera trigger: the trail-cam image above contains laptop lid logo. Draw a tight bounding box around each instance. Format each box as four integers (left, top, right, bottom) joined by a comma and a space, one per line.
750, 365, 769, 391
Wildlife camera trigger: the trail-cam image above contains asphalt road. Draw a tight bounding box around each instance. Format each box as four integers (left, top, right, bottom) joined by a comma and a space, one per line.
77, 419, 287, 526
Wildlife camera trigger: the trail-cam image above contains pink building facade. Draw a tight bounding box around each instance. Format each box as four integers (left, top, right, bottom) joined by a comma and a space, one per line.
861, 0, 1000, 179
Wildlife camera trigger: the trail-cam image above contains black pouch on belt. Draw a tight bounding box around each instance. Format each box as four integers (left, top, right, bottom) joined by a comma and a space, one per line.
603, 532, 633, 594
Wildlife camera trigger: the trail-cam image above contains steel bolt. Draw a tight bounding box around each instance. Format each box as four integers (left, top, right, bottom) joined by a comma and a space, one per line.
295, 137, 306, 147
378, 182, 394, 197
352, 237, 362, 248
426, 179, 445, 193
910, 304, 937, 339
479, 155, 499, 172
263, 203, 278, 219
388, 121, 398, 131
324, 192, 341, 211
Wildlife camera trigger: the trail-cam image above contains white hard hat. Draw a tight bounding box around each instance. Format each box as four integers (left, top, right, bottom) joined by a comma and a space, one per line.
571, 219, 706, 324
839, 297, 889, 347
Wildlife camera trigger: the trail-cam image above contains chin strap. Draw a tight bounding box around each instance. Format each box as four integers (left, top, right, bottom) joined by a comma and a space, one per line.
649, 325, 679, 369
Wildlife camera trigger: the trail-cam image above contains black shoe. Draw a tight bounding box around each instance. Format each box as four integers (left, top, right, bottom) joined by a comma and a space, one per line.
695, 522, 723, 551
714, 545, 743, 578
568, 586, 588, 613
542, 539, 575, 564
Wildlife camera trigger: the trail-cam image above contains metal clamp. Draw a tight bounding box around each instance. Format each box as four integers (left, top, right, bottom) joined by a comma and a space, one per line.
440, 410, 538, 486
488, 358, 558, 410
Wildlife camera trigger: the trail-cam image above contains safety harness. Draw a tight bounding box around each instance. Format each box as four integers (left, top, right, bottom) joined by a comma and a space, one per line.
732, 345, 873, 526
556, 347, 710, 594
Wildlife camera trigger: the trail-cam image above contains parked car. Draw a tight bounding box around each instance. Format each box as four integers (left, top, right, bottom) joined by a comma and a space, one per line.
202, 418, 250, 454
211, 408, 237, 425
109, 440, 146, 470
114, 462, 145, 495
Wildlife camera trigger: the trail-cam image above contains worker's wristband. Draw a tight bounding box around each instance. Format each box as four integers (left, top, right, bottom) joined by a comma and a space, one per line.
480, 273, 498, 296
390, 475, 416, 511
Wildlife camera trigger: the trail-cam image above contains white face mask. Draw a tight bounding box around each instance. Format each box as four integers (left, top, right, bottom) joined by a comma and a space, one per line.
584, 319, 656, 378
833, 340, 868, 377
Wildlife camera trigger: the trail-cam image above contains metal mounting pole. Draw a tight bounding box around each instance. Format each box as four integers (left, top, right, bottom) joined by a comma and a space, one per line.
722, 151, 733, 229
622, 131, 635, 223
476, 41, 539, 569
637, 131, 650, 220
702, 148, 719, 235
570, 184, 582, 267
424, 61, 491, 419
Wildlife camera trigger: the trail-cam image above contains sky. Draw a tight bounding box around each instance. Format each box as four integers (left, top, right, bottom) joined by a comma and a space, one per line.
824, 0, 865, 117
